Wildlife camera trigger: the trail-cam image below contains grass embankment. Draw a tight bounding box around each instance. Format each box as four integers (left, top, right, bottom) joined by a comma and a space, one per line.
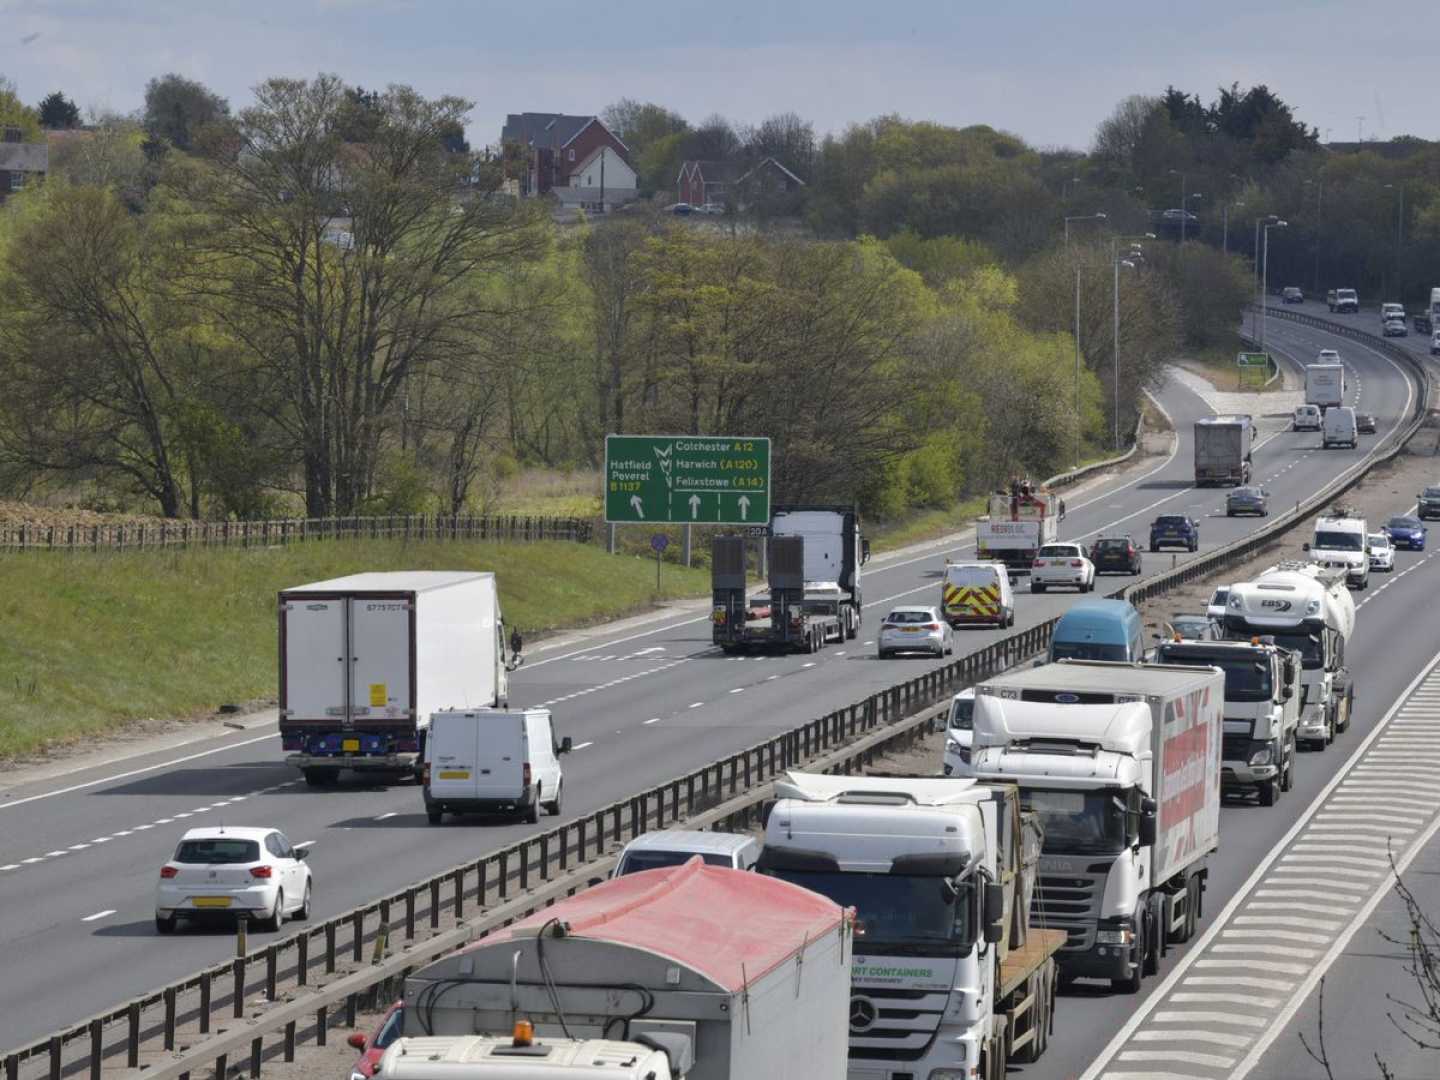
0, 540, 709, 762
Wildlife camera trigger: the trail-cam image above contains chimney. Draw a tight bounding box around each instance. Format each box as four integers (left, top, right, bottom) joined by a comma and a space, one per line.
2, 127, 22, 144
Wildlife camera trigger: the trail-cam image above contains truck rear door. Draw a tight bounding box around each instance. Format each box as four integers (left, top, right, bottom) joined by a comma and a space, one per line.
282, 597, 347, 721
349, 598, 414, 724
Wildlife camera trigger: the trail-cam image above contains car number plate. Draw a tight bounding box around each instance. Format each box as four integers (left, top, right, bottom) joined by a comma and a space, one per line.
191, 897, 232, 908
342, 738, 360, 752
902, 627, 922, 633
438, 770, 470, 779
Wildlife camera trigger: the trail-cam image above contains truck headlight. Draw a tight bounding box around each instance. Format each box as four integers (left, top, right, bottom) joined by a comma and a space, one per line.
1249, 745, 1273, 766
1096, 927, 1134, 945
946, 738, 961, 754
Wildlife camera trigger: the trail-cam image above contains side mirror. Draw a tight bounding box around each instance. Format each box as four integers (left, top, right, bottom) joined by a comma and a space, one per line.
1138, 798, 1158, 848
510, 628, 524, 657
983, 881, 1005, 944
1302, 542, 1310, 552
347, 1033, 367, 1051
295, 848, 308, 860
560, 736, 573, 755
861, 538, 872, 565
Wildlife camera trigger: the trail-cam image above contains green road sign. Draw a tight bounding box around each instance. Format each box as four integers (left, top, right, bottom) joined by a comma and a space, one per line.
1236, 351, 1269, 367
605, 435, 771, 524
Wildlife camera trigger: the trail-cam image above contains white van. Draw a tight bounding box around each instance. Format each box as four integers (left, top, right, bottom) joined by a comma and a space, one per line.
1292, 404, 1321, 431
423, 709, 570, 824
611, 830, 761, 877
1322, 405, 1358, 449
940, 560, 1015, 628
1308, 511, 1370, 589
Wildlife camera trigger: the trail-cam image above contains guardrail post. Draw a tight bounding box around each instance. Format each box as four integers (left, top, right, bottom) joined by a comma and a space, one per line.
199, 971, 212, 1033
539, 834, 550, 881
89, 1018, 102, 1080
284, 1020, 296, 1062
353, 910, 365, 963
453, 869, 465, 920
406, 888, 417, 939
497, 852, 509, 901
430, 879, 441, 929
316, 1005, 327, 1047
266, 943, 278, 1000
128, 1002, 141, 1067
6, 1053, 18, 1080
47, 1035, 59, 1080
576, 819, 586, 866
326, 922, 338, 973
165, 986, 177, 1049
297, 929, 309, 985
520, 842, 531, 892
214, 1053, 227, 1080
250, 1036, 263, 1076
234, 956, 246, 1017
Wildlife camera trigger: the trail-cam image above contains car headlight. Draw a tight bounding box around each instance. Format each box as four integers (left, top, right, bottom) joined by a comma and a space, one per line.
927, 1070, 968, 1080
946, 738, 961, 754
1249, 746, 1273, 766
1096, 927, 1134, 945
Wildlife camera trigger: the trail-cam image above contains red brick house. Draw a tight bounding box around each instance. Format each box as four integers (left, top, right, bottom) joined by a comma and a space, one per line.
676, 157, 805, 209
500, 113, 635, 202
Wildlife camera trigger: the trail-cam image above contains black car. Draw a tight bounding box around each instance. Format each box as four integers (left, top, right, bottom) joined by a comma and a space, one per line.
1091, 535, 1143, 575
1356, 413, 1377, 434
1150, 514, 1200, 552
1419, 486, 1440, 521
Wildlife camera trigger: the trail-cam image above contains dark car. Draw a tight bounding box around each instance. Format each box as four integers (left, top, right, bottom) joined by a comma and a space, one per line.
1167, 614, 1217, 641
1091, 535, 1143, 575
347, 1001, 403, 1079
1150, 514, 1199, 552
1356, 413, 1377, 434
1282, 286, 1304, 304
1385, 515, 1428, 550
1226, 486, 1269, 517
1419, 486, 1440, 521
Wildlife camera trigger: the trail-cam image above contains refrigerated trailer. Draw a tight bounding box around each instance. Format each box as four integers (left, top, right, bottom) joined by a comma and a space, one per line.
279, 572, 518, 786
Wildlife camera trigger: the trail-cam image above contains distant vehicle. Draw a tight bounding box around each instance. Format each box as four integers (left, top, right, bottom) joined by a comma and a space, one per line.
423, 708, 571, 824
1194, 414, 1255, 486
1384, 317, 1408, 337
1368, 532, 1395, 572
612, 830, 760, 877
665, 202, 693, 215
1226, 486, 1270, 517
1416, 313, 1433, 334
942, 688, 976, 777
940, 560, 1015, 628
1168, 614, 1218, 641
1322, 405, 1359, 449
1432, 331, 1440, 356
1160, 207, 1200, 223
1030, 542, 1096, 593
696, 203, 727, 215
877, 604, 953, 658
1090, 534, 1143, 575
1327, 288, 1359, 313
1150, 513, 1200, 552
1308, 509, 1371, 589
1317, 348, 1341, 363
1282, 286, 1304, 304
1385, 515, 1428, 549
1048, 598, 1146, 662
1207, 586, 1232, 622
1418, 489, 1440, 521
1381, 302, 1406, 324
1306, 363, 1346, 413
1293, 404, 1322, 431
155, 826, 312, 934
347, 1001, 404, 1080
1356, 413, 1377, 434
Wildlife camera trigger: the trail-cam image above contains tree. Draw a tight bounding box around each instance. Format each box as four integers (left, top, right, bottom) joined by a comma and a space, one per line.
684, 114, 740, 161
601, 99, 688, 158
0, 75, 42, 141
37, 90, 80, 130
143, 73, 229, 152
48, 114, 151, 210
1092, 95, 1164, 177
742, 111, 816, 175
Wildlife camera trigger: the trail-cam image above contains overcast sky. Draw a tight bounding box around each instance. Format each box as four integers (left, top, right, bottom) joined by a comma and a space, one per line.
1, 0, 1434, 151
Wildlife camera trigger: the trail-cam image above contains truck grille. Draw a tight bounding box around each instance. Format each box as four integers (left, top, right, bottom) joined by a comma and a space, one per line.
1221, 733, 1250, 762
848, 987, 948, 1062
1033, 860, 1110, 952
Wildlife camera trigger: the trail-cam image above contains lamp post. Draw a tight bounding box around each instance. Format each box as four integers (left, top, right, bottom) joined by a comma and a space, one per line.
1251, 214, 1280, 337
1261, 219, 1289, 357
1110, 233, 1153, 450
1064, 212, 1107, 245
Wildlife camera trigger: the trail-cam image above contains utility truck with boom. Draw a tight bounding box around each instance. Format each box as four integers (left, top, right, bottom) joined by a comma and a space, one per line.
1154, 637, 1301, 807
279, 572, 520, 787
760, 772, 1064, 1080
1222, 561, 1356, 749
975, 481, 1065, 575
1193, 415, 1254, 486
971, 660, 1225, 994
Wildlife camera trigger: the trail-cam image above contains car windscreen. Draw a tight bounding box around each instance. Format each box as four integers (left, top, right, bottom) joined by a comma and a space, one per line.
885, 610, 933, 624
762, 869, 970, 954
949, 697, 974, 731
1094, 540, 1128, 552
1368, 534, 1389, 547
1313, 530, 1363, 551
1211, 589, 1229, 604
947, 567, 998, 587
1155, 516, 1187, 527
1389, 517, 1421, 529
618, 851, 731, 875
375, 1008, 405, 1050
175, 839, 260, 864
1171, 618, 1211, 638
1038, 545, 1077, 558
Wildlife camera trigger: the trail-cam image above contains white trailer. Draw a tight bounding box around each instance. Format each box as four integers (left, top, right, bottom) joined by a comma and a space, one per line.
1193, 415, 1254, 486
279, 571, 518, 787
1305, 363, 1346, 412
402, 860, 850, 1080
972, 660, 1225, 994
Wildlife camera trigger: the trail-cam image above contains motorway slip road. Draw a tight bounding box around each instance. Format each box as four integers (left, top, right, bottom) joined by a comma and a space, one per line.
0, 314, 1420, 1052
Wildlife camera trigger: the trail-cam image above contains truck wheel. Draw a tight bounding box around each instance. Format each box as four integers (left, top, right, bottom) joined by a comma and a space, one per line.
1259, 779, 1278, 807
845, 611, 858, 640
303, 767, 339, 788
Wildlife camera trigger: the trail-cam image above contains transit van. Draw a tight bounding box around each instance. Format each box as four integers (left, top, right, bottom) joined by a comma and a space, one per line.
1048, 599, 1145, 663
423, 709, 571, 824
941, 560, 1015, 628
1322, 405, 1358, 449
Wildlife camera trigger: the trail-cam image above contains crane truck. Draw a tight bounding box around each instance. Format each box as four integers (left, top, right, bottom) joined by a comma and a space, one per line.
975, 482, 1065, 575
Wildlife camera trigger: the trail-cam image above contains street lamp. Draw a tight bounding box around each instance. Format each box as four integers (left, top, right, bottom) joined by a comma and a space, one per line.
1110, 233, 1152, 450
1065, 212, 1107, 245
1261, 219, 1289, 357
1251, 214, 1281, 336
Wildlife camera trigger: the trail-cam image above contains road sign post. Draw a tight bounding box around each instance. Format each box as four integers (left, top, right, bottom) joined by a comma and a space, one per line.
604, 435, 771, 525
650, 533, 668, 590
1236, 351, 1269, 389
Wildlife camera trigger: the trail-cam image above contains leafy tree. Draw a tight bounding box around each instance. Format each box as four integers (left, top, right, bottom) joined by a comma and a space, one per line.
0, 75, 42, 141
601, 98, 688, 158
143, 73, 229, 152
37, 90, 80, 130
742, 111, 816, 175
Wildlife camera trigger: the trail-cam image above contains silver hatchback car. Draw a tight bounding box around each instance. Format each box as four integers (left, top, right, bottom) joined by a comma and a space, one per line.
878, 605, 954, 659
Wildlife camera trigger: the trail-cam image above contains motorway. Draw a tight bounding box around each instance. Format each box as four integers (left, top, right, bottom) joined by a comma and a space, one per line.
0, 311, 1424, 1054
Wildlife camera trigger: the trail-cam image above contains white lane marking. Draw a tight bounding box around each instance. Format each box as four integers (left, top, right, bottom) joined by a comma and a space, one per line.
571, 741, 594, 751
1117, 1048, 1238, 1068
644, 717, 660, 725
688, 702, 704, 709
21, 857, 43, 864
376, 812, 398, 821
863, 640, 873, 646
292, 840, 316, 849
1152, 1010, 1267, 1028
835, 650, 847, 656
81, 909, 116, 922
802, 662, 815, 668
67, 843, 89, 851
1130, 1028, 1251, 1046
43, 850, 66, 858
0, 863, 20, 871
1169, 992, 1283, 1008
631, 647, 665, 656
729, 688, 744, 694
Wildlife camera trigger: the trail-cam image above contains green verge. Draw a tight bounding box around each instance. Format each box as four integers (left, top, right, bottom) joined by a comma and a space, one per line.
0, 540, 709, 761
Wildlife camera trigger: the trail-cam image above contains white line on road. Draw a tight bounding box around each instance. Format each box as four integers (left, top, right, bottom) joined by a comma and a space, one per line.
0, 864, 19, 871
81, 909, 116, 922
688, 702, 704, 709
571, 741, 594, 751
644, 718, 660, 725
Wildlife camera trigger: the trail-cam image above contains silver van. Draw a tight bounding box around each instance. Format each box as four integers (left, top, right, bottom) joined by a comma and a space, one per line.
611, 830, 760, 877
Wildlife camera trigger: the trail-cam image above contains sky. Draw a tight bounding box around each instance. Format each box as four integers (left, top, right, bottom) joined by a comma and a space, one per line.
1, 0, 1435, 152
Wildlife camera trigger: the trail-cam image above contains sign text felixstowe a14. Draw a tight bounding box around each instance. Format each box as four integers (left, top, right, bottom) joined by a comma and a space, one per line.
605, 435, 771, 525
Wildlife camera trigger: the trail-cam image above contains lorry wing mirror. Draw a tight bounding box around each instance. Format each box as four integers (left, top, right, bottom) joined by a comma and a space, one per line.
983, 881, 1005, 943
941, 877, 961, 904
510, 628, 524, 656
559, 736, 573, 755
1302, 542, 1310, 552
861, 538, 872, 564
1138, 798, 1158, 848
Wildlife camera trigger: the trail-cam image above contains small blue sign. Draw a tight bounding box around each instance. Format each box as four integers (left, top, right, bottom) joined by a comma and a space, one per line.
650, 533, 670, 553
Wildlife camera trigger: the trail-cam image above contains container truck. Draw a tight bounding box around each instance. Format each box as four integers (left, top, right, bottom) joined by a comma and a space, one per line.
975, 481, 1064, 573
971, 660, 1225, 994
760, 772, 1065, 1080
709, 535, 841, 654
279, 572, 520, 787
1154, 637, 1301, 807
1306, 363, 1346, 413
399, 859, 851, 1080
1193, 415, 1254, 486
1222, 560, 1356, 749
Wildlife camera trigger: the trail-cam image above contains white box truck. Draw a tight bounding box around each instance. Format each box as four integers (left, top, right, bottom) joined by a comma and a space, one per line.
971, 660, 1224, 994
1193, 415, 1254, 486
760, 773, 1065, 1080
279, 572, 520, 787
402, 859, 851, 1080
1305, 362, 1346, 413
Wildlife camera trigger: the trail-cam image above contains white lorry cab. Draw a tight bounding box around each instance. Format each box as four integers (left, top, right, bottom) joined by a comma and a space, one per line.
941, 560, 1015, 628
1322, 405, 1358, 449
1307, 510, 1370, 588
423, 709, 571, 825
376, 1034, 685, 1080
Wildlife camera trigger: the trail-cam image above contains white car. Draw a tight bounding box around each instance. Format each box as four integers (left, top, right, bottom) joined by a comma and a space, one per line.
612, 830, 760, 877
1207, 585, 1232, 623
1317, 348, 1341, 363
1030, 543, 1096, 593
942, 689, 976, 778
1292, 404, 1321, 431
877, 605, 953, 658
1368, 532, 1395, 572
155, 826, 312, 934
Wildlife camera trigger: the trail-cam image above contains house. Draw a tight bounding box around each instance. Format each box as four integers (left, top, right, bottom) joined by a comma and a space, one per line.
0, 126, 48, 202
676, 157, 805, 210
500, 112, 637, 209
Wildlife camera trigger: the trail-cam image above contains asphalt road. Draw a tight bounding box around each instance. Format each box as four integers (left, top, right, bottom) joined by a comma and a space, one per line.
0, 314, 1422, 1053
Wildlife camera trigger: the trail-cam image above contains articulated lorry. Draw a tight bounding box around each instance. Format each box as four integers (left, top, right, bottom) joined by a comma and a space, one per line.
971, 660, 1225, 994
761, 772, 1065, 1080
975, 483, 1065, 574
1154, 637, 1301, 806
1222, 561, 1356, 749
396, 859, 850, 1080
279, 572, 520, 787
1306, 363, 1346, 413
1193, 415, 1254, 486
